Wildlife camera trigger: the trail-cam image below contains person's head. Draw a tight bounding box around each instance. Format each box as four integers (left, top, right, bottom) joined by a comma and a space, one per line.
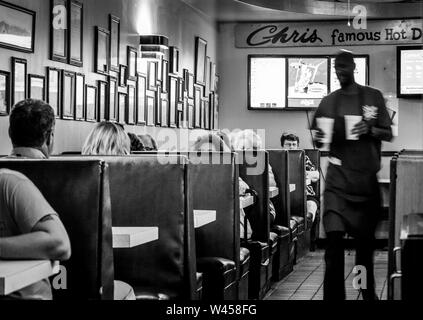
82, 121, 130, 155
334, 50, 356, 88
232, 130, 263, 151
127, 132, 145, 152
280, 132, 300, 150
138, 134, 158, 151
9, 99, 56, 157
192, 133, 231, 152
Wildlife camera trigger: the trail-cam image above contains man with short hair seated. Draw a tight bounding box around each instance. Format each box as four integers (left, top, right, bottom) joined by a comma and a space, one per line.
281, 132, 320, 223
7, 99, 135, 300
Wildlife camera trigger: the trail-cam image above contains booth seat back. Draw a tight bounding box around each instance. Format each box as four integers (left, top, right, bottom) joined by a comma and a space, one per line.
268, 150, 290, 227
185, 152, 240, 280
0, 159, 114, 300
287, 150, 307, 228
237, 151, 270, 243
95, 155, 196, 300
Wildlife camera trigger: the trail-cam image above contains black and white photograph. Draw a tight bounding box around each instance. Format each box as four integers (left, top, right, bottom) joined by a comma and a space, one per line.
47, 67, 61, 118
0, 1, 35, 53
0, 70, 10, 115
1, 0, 423, 313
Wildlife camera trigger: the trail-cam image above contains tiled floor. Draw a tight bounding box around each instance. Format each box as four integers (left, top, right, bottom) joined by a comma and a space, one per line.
265, 250, 388, 300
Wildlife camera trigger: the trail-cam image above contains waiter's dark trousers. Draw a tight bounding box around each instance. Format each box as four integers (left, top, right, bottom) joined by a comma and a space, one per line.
324, 231, 376, 300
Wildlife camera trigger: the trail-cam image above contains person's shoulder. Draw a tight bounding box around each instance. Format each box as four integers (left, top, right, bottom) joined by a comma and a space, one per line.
361, 85, 384, 98
317, 91, 337, 110
0, 169, 29, 183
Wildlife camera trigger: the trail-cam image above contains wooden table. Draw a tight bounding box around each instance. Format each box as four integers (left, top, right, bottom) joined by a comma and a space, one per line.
194, 210, 216, 228
290, 184, 296, 192
240, 195, 255, 209
0, 260, 59, 296
269, 187, 279, 198
112, 227, 159, 248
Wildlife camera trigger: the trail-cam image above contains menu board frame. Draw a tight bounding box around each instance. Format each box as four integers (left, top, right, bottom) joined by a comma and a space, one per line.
397, 45, 423, 99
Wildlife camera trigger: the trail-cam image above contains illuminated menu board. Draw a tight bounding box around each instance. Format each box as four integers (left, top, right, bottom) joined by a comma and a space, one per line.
249, 56, 286, 109
398, 46, 423, 97
330, 56, 369, 93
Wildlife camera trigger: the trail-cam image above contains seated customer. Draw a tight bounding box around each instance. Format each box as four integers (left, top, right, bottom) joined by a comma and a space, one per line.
192, 133, 253, 240
2, 99, 71, 300
82, 122, 131, 155
127, 132, 145, 152
138, 134, 158, 151
280, 132, 319, 222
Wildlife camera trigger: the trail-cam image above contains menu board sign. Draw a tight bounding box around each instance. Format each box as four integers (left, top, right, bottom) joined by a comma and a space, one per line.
398, 46, 423, 97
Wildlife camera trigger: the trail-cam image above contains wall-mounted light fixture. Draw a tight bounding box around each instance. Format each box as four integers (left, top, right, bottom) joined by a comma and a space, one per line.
139, 35, 169, 60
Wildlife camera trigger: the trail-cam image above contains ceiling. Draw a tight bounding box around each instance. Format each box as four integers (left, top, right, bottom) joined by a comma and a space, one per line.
181, 0, 423, 22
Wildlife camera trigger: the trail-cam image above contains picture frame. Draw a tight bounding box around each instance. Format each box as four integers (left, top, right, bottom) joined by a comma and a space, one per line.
187, 98, 194, 129
146, 91, 155, 126
0, 1, 36, 53
61, 70, 75, 120
195, 37, 207, 86
193, 84, 203, 128
108, 76, 118, 122
138, 57, 148, 76
118, 92, 127, 125
0, 70, 10, 116
127, 84, 136, 125
179, 95, 188, 129
12, 57, 27, 106
28, 74, 45, 101
210, 62, 216, 93
137, 75, 146, 125
127, 46, 138, 81
154, 86, 161, 127
95, 27, 110, 75
169, 46, 180, 75
184, 69, 194, 99
119, 64, 127, 87
68, 0, 83, 67
178, 77, 184, 103
97, 80, 108, 121
85, 85, 97, 122
162, 60, 169, 93
205, 56, 211, 96
147, 61, 158, 91
177, 104, 183, 128
50, 0, 67, 63
209, 93, 215, 130
160, 92, 169, 128
74, 73, 85, 121
156, 56, 163, 83
203, 98, 210, 130
47, 67, 61, 118
109, 15, 120, 72
214, 93, 219, 130
169, 76, 178, 128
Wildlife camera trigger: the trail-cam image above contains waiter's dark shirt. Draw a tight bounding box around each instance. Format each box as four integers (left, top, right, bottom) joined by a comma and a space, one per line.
312, 83, 392, 202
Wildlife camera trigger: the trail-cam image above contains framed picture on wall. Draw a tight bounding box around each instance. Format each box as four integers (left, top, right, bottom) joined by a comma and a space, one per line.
155, 85, 162, 126
127, 47, 138, 81
127, 84, 136, 125
109, 15, 120, 72
195, 37, 207, 86
162, 60, 169, 93
147, 61, 157, 91
157, 56, 163, 83
68, 0, 83, 67
146, 91, 155, 126
119, 65, 127, 87
179, 95, 188, 129
169, 47, 179, 75
178, 77, 184, 103
0, 1, 36, 53
161, 93, 168, 127
188, 98, 194, 129
95, 27, 110, 75
97, 80, 108, 121
209, 93, 215, 130
138, 58, 148, 76
47, 67, 61, 118
137, 75, 146, 125
214, 93, 219, 130
50, 0, 68, 62
28, 74, 45, 101
74, 73, 85, 121
193, 84, 202, 128
0, 70, 10, 116
169, 76, 178, 128
203, 98, 210, 130
205, 56, 211, 96
118, 92, 127, 124
61, 70, 75, 120
184, 69, 194, 99
210, 62, 216, 93
108, 76, 118, 122
12, 57, 27, 106
85, 85, 97, 122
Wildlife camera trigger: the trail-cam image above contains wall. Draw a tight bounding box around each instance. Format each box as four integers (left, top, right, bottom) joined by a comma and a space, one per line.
0, 0, 218, 155
217, 22, 423, 152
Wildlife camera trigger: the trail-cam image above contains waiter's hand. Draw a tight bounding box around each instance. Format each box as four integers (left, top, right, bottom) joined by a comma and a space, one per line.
351, 121, 369, 136
312, 128, 325, 143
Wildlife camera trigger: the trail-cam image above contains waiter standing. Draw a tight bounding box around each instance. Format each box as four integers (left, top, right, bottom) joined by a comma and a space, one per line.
312, 50, 393, 300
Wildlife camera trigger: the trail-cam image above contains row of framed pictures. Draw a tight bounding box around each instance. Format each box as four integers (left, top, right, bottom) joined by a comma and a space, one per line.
0, 57, 219, 130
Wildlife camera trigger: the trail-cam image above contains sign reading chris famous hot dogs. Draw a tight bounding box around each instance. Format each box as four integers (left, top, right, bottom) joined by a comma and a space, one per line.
235, 19, 422, 48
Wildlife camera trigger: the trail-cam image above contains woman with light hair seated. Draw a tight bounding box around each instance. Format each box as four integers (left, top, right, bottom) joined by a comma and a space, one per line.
82, 121, 131, 156
231, 129, 278, 224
